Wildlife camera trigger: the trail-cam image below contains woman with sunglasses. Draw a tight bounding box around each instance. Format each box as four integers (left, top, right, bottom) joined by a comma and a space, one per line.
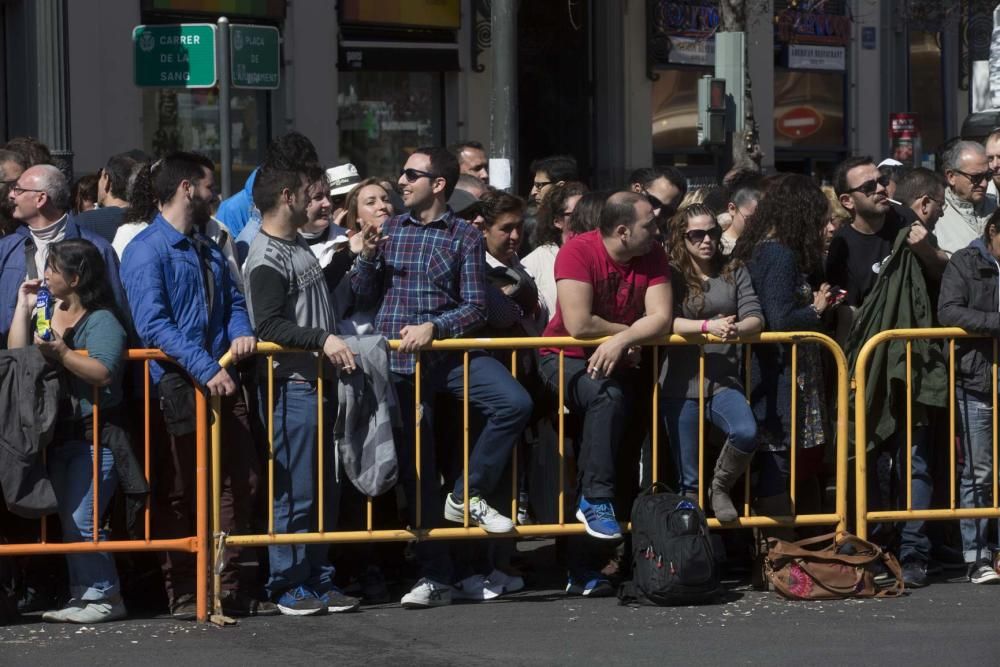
660, 204, 763, 522
8, 239, 133, 624
731, 174, 832, 524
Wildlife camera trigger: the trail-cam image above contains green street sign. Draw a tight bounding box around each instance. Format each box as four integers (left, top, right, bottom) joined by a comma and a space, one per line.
133, 24, 217, 88
231, 25, 280, 89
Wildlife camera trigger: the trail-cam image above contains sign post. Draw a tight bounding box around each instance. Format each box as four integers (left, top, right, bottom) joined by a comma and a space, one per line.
134, 19, 281, 197
217, 17, 232, 198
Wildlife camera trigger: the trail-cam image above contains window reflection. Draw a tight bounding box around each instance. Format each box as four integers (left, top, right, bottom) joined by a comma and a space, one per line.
338, 71, 443, 180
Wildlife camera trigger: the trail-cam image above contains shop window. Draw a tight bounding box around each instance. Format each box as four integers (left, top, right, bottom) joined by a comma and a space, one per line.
651, 67, 712, 151
142, 88, 268, 185
909, 31, 943, 156
337, 70, 443, 180
773, 70, 845, 148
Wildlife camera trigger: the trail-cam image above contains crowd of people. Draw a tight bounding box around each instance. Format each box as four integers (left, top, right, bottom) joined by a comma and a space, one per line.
0, 128, 999, 626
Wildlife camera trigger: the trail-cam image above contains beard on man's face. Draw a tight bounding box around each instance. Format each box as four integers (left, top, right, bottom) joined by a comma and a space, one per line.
0, 196, 16, 235
191, 194, 213, 229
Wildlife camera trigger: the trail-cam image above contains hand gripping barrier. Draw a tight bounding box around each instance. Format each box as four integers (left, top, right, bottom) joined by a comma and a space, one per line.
0, 349, 209, 622
210, 333, 848, 615
854, 328, 1000, 539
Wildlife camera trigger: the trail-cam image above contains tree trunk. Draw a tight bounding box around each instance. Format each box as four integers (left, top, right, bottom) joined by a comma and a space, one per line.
718, 0, 763, 177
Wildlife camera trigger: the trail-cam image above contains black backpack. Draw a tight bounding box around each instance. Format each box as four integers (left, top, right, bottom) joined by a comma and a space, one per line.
619, 483, 720, 606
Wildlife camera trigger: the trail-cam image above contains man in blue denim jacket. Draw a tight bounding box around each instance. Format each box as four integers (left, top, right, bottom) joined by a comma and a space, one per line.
120, 152, 271, 619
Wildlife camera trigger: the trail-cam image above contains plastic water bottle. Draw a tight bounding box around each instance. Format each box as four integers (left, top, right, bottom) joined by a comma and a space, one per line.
34, 285, 53, 341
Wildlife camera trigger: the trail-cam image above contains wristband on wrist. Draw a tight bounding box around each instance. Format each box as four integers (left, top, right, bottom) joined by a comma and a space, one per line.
701, 319, 709, 334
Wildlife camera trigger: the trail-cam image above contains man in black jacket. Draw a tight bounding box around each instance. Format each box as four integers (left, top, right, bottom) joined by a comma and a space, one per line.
938, 212, 1000, 585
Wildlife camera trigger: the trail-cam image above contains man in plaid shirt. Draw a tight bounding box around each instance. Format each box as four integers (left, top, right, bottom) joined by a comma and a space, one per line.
351, 147, 533, 609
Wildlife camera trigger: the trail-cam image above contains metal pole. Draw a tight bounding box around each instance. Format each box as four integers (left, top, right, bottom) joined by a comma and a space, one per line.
218, 16, 232, 198
490, 0, 517, 193
34, 0, 73, 179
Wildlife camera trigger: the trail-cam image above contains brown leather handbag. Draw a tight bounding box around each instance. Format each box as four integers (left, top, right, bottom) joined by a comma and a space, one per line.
764, 532, 905, 600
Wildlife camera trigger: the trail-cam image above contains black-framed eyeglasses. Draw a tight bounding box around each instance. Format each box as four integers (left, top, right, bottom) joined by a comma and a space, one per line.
954, 169, 993, 186
926, 194, 948, 211
846, 172, 892, 196
531, 180, 553, 191
10, 184, 44, 196
399, 167, 437, 183
684, 226, 722, 244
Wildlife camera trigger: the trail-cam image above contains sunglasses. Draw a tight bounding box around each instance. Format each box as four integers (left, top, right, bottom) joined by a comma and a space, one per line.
643, 190, 664, 209
847, 173, 892, 196
684, 226, 723, 244
399, 167, 437, 183
954, 169, 993, 186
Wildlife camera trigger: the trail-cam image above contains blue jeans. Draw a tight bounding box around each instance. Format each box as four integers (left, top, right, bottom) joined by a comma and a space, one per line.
392, 353, 533, 583
956, 390, 998, 563
48, 440, 119, 601
662, 388, 758, 496
260, 380, 339, 598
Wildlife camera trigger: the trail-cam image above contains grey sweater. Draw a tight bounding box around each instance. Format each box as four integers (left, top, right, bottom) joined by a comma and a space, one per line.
243, 230, 337, 381
659, 264, 763, 399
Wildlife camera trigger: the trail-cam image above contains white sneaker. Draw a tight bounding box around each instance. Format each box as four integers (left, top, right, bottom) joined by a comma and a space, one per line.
401, 578, 452, 609
42, 599, 85, 623
485, 568, 524, 594
65, 597, 127, 624
969, 561, 1000, 585
451, 574, 504, 601
444, 494, 515, 533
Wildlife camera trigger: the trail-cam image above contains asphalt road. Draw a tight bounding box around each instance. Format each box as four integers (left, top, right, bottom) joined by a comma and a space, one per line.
1, 570, 998, 666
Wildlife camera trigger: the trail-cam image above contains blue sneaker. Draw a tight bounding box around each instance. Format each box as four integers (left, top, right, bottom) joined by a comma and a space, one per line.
576, 496, 622, 540
565, 571, 614, 597
276, 586, 326, 616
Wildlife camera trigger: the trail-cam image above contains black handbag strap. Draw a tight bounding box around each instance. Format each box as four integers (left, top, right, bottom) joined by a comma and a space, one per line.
189, 233, 216, 316
23, 237, 37, 280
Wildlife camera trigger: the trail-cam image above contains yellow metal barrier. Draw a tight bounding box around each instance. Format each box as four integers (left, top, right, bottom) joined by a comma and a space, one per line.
210, 332, 848, 613
0, 350, 210, 623
854, 327, 1000, 540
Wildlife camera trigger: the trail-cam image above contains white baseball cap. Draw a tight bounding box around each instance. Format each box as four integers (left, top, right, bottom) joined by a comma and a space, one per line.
326, 163, 362, 197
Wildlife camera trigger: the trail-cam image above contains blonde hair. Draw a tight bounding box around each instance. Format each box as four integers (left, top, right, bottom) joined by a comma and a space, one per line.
822, 185, 850, 223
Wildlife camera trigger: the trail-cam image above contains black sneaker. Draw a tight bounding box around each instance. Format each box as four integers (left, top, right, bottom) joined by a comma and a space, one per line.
901, 560, 928, 588
317, 587, 360, 613
871, 560, 893, 587
169, 593, 198, 621
220, 591, 280, 617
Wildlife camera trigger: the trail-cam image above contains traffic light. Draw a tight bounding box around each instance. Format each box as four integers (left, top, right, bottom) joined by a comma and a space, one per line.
698, 75, 727, 147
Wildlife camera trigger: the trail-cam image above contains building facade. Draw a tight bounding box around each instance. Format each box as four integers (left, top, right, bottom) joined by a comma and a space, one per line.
0, 0, 983, 192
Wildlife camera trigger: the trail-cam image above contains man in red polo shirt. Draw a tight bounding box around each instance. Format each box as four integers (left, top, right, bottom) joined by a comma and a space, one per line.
539, 190, 673, 550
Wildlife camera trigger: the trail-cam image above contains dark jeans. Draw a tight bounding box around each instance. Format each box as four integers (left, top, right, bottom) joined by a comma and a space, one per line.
152, 392, 260, 603
538, 354, 632, 500
392, 352, 533, 583
866, 427, 932, 564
